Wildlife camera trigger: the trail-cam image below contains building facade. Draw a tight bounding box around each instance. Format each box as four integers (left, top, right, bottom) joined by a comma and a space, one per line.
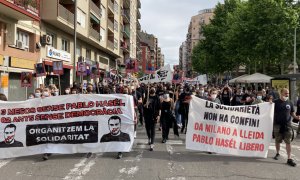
183, 8, 214, 77
0, 0, 141, 100
0, 0, 41, 100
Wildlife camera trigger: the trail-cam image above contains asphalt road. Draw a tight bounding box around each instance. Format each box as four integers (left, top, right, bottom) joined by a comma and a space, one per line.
1, 125, 300, 180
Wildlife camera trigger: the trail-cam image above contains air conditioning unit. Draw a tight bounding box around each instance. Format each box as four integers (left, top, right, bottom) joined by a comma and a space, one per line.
16, 40, 25, 49
42, 35, 52, 45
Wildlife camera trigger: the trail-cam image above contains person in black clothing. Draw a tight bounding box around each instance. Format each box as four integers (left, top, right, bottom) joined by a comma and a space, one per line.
221, 86, 231, 105
0, 124, 23, 148
100, 116, 130, 142
136, 84, 145, 126
273, 88, 299, 167
231, 88, 243, 106
178, 86, 192, 134
160, 91, 178, 143
143, 87, 161, 151
241, 87, 254, 105
296, 97, 300, 135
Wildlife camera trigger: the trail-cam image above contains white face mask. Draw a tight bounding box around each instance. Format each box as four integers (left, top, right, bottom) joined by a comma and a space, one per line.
163, 94, 169, 99
35, 93, 41, 98
54, 91, 59, 96
211, 94, 217, 99
65, 90, 70, 94
257, 96, 262, 100
29, 96, 35, 99
43, 92, 49, 97
282, 96, 288, 101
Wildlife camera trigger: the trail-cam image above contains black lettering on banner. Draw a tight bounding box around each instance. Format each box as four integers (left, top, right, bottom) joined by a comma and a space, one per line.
26, 121, 98, 146
157, 70, 168, 81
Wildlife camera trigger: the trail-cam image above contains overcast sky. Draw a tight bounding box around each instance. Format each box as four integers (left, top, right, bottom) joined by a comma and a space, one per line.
140, 0, 224, 67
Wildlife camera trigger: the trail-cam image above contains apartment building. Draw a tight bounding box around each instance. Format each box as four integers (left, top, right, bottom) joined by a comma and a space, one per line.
139, 31, 164, 73
40, 0, 123, 88
184, 8, 214, 77
179, 41, 187, 74
0, 0, 41, 100
0, 0, 141, 100
120, 0, 141, 75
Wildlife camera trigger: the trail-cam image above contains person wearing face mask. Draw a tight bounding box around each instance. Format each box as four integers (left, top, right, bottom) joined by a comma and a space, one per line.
208, 88, 221, 104
64, 87, 71, 95
160, 92, 178, 143
143, 87, 161, 151
41, 88, 51, 98
28, 93, 35, 99
252, 91, 264, 105
273, 88, 299, 167
86, 83, 94, 94
221, 87, 232, 106
195, 87, 206, 100
231, 88, 243, 106
34, 88, 42, 98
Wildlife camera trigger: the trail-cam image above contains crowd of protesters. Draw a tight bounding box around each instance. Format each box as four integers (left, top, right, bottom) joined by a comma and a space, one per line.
0, 80, 299, 167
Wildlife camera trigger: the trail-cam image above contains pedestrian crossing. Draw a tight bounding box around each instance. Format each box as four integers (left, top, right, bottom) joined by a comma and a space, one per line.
0, 138, 299, 179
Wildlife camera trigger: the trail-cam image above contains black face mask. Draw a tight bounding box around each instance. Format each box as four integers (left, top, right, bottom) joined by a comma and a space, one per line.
150, 90, 155, 94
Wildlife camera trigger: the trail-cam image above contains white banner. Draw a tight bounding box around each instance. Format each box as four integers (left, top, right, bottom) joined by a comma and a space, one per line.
139, 64, 173, 83
0, 94, 135, 159
183, 74, 207, 85
186, 96, 274, 158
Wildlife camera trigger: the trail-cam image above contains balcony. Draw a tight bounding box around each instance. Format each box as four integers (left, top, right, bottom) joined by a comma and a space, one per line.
123, 0, 130, 9
122, 9, 130, 24
90, 0, 101, 18
122, 25, 130, 39
107, 19, 114, 32
107, 40, 114, 50
121, 41, 129, 53
137, 21, 141, 31
58, 3, 74, 25
137, 0, 141, 9
0, 0, 40, 20
108, 0, 114, 12
89, 27, 100, 41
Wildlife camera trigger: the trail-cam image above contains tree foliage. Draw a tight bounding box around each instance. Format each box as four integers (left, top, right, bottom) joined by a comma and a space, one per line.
192, 0, 300, 75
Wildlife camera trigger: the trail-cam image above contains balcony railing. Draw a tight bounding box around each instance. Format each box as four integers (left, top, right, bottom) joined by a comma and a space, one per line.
90, 0, 101, 17
108, 19, 114, 31
89, 28, 100, 41
107, 40, 114, 50
122, 9, 130, 23
6, 0, 40, 17
108, 0, 114, 11
58, 4, 74, 24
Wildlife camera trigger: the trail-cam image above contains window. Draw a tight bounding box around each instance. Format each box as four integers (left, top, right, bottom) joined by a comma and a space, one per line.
101, 5, 106, 20
76, 45, 81, 56
100, 27, 105, 41
16, 29, 29, 50
86, 49, 91, 60
114, 20, 118, 31
94, 52, 98, 61
61, 38, 69, 52
114, 38, 118, 49
46, 32, 56, 48
114, 1, 118, 14
77, 8, 86, 28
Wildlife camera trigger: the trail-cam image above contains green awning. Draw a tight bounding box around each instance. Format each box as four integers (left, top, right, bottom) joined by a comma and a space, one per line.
90, 14, 100, 24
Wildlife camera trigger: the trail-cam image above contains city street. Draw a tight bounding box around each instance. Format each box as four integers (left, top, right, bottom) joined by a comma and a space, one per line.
0, 125, 300, 180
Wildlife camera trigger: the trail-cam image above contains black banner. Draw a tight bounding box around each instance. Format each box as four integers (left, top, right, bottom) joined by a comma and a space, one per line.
26, 121, 98, 146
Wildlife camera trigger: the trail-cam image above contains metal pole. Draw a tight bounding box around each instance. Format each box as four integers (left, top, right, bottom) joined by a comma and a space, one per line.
294, 27, 297, 74
73, 0, 77, 83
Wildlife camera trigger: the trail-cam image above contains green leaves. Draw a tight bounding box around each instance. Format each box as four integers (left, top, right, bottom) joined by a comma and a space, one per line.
192, 0, 300, 75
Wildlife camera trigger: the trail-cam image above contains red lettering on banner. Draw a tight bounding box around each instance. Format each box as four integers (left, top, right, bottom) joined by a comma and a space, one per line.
192, 133, 214, 145
239, 130, 264, 140
215, 138, 237, 149
194, 122, 203, 131
205, 124, 231, 135
239, 142, 264, 151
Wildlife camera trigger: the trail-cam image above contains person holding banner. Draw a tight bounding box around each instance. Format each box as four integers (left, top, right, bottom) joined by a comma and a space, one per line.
273, 88, 299, 167
143, 87, 161, 151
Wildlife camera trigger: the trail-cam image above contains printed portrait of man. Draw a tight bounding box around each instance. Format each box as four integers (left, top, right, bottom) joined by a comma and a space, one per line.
0, 124, 23, 148
100, 116, 130, 142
